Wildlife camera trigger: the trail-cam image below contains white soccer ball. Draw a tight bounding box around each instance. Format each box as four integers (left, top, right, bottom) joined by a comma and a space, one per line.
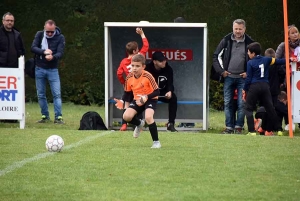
45, 135, 64, 152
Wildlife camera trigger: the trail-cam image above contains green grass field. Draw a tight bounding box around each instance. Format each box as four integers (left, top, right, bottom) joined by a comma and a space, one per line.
1, 103, 300, 201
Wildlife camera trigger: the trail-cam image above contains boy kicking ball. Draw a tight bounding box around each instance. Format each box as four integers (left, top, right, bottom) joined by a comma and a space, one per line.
114, 54, 161, 148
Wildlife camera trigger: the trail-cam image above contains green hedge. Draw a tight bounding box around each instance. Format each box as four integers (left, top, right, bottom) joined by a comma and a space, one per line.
1, 0, 299, 109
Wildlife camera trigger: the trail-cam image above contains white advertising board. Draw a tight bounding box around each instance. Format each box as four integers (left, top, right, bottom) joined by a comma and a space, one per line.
0, 56, 25, 128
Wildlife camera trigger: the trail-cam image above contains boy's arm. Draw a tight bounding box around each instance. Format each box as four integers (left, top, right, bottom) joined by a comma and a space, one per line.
278, 65, 286, 84
145, 89, 160, 100
137, 89, 159, 106
136, 28, 149, 56
139, 38, 149, 56
243, 62, 253, 91
147, 75, 159, 98
117, 62, 125, 84
270, 57, 286, 66
114, 80, 131, 109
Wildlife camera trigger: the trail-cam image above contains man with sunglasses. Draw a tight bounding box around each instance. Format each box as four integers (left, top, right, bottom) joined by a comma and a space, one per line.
31, 19, 65, 124
0, 12, 25, 68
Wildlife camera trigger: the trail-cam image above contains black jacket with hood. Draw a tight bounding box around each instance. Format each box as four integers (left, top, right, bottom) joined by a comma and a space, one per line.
211, 33, 254, 81
145, 61, 175, 95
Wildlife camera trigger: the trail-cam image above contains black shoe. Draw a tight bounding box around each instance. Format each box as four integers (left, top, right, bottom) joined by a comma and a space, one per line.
167, 123, 178, 132
37, 115, 50, 123
221, 128, 234, 134
54, 116, 64, 124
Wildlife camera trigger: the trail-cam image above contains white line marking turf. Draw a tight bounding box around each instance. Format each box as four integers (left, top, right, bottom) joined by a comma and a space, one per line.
0, 131, 113, 177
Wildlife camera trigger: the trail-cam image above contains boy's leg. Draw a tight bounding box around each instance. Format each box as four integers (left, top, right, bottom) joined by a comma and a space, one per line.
145, 100, 161, 148
244, 84, 259, 133
275, 104, 284, 131
261, 84, 278, 133
145, 108, 159, 141
123, 107, 139, 125
120, 91, 133, 131
120, 101, 130, 131
123, 100, 145, 138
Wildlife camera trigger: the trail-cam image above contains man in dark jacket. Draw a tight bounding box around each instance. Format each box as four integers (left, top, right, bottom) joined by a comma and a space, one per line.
212, 19, 254, 134
0, 12, 25, 123
0, 12, 25, 68
31, 19, 65, 124
145, 51, 178, 132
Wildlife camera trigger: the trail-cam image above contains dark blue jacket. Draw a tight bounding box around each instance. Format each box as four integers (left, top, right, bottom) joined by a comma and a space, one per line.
244, 56, 285, 91
31, 27, 65, 68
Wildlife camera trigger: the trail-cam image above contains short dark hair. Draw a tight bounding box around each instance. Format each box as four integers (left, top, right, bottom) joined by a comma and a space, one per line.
2, 12, 13, 20
265, 48, 275, 57
132, 54, 145, 65
247, 42, 261, 56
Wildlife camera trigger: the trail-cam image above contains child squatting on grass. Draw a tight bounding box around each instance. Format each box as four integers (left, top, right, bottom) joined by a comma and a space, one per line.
114, 54, 161, 148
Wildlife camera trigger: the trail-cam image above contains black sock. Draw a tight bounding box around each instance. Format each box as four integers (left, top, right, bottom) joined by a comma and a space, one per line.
129, 115, 141, 126
148, 122, 159, 141
121, 109, 127, 125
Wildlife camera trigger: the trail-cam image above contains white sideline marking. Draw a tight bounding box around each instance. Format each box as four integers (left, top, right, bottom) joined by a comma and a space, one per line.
0, 131, 113, 177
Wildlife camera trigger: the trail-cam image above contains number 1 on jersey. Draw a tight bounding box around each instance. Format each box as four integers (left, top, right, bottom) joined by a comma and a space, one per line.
259, 64, 264, 77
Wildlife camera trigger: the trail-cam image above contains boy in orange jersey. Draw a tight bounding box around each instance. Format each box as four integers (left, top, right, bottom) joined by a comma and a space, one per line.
114, 54, 161, 148
117, 27, 149, 131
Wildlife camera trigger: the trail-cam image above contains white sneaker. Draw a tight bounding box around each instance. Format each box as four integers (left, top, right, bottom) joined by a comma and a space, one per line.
133, 119, 145, 138
151, 141, 161, 149
285, 124, 295, 131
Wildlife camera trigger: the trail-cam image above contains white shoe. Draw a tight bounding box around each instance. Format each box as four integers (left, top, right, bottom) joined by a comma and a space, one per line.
285, 124, 295, 131
133, 119, 145, 138
151, 141, 161, 149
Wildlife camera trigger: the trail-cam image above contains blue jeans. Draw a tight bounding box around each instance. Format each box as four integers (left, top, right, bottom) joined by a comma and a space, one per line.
35, 67, 62, 119
223, 77, 245, 129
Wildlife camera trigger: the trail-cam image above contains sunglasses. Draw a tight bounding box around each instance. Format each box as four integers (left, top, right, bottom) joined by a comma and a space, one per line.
46, 31, 55, 34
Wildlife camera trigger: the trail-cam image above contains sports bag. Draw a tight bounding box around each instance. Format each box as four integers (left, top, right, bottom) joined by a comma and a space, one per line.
78, 111, 108, 130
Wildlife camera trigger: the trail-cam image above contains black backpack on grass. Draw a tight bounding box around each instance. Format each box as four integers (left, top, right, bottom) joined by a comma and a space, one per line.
78, 111, 108, 130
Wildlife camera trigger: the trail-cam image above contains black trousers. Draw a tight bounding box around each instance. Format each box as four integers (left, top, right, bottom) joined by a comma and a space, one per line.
245, 82, 278, 132
275, 101, 288, 131
158, 92, 177, 124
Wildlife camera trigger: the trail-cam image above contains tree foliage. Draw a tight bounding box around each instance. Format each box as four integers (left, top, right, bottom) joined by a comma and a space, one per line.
1, 0, 299, 108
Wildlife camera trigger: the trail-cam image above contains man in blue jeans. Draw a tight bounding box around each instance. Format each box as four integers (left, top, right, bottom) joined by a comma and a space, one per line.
31, 19, 65, 124
212, 19, 254, 134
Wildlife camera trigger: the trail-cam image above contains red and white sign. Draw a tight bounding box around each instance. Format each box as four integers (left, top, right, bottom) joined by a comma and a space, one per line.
0, 56, 25, 128
146, 49, 193, 61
